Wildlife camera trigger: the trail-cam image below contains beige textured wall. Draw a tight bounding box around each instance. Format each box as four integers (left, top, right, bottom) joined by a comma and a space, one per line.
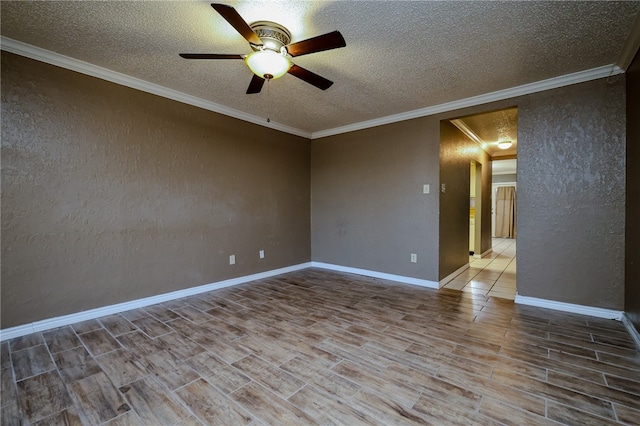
311, 119, 441, 280
439, 121, 492, 280
311, 103, 509, 283
312, 78, 625, 308
1, 52, 311, 328
1, 49, 628, 328
515, 77, 626, 309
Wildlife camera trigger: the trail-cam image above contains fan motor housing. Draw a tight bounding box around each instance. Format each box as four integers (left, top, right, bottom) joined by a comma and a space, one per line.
250, 21, 291, 52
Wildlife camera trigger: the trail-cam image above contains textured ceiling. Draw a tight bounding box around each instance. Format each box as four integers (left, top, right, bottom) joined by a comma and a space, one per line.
453, 108, 519, 158
1, 1, 639, 137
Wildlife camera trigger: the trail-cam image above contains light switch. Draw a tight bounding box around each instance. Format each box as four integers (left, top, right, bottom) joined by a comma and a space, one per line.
423, 184, 430, 194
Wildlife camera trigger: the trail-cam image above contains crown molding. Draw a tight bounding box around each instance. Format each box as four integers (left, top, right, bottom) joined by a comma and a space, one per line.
2, 37, 625, 141
0, 37, 311, 139
311, 64, 624, 139
450, 118, 490, 155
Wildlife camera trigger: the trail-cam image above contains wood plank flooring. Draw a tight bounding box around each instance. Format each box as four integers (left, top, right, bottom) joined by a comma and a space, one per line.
2, 268, 639, 425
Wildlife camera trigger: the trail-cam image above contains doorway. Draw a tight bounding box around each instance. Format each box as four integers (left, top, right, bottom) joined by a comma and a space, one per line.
492, 159, 517, 237
439, 107, 518, 300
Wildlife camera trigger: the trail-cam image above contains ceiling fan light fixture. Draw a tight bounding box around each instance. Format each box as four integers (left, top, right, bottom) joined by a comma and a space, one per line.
498, 141, 513, 150
245, 50, 291, 80
180, 5, 345, 93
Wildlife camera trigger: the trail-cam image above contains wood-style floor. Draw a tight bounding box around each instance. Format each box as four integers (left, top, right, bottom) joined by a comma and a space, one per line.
2, 268, 639, 425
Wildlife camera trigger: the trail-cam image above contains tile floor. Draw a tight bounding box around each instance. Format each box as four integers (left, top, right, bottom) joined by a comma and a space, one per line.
2, 267, 640, 425
443, 238, 516, 300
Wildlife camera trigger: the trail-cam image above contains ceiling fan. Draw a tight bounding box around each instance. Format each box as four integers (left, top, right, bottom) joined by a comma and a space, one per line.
180, 3, 346, 94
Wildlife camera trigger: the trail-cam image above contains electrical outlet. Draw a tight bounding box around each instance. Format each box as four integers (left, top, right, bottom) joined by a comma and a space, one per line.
411, 253, 417, 263
441, 183, 446, 193
259, 250, 265, 259
229, 255, 235, 265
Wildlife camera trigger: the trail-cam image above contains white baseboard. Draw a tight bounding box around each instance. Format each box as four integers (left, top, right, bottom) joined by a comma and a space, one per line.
0, 263, 311, 342
514, 295, 623, 320
5, 263, 631, 343
477, 248, 493, 259
310, 262, 439, 289
439, 263, 470, 288
621, 313, 640, 351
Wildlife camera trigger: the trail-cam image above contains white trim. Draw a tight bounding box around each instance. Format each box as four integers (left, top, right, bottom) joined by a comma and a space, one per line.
310, 262, 438, 289
438, 263, 470, 288
0, 263, 311, 342
514, 295, 623, 320
311, 64, 623, 139
1, 37, 626, 141
475, 248, 493, 259
450, 119, 489, 153
0, 37, 311, 139
621, 314, 640, 352
0, 324, 35, 343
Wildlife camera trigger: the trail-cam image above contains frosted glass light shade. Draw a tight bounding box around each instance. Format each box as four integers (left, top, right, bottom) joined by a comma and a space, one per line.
498, 141, 513, 149
245, 50, 291, 80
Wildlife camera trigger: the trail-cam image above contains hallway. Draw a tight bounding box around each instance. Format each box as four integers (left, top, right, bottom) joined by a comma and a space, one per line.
442, 238, 517, 300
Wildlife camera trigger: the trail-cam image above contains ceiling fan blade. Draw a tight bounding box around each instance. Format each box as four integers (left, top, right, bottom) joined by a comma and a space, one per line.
179, 53, 244, 59
285, 31, 346, 57
246, 74, 265, 94
287, 64, 333, 90
211, 3, 263, 46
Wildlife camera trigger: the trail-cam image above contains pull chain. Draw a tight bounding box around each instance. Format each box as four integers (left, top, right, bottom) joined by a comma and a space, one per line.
266, 77, 271, 123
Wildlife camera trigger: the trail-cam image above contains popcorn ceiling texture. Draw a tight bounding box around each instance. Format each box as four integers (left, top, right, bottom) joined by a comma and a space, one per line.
1, 1, 638, 133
